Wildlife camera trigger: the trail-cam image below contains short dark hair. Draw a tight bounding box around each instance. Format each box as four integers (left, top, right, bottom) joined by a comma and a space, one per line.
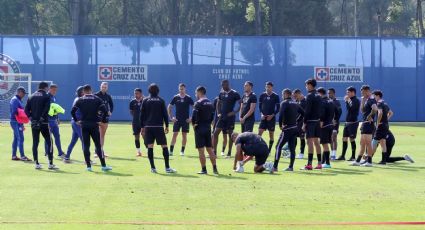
328, 88, 335, 94
49, 84, 58, 89
148, 83, 159, 96
134, 88, 142, 93
82, 84, 92, 92
196, 86, 206, 95
293, 88, 301, 94
317, 87, 326, 95
373, 90, 383, 98
245, 81, 253, 87
346, 86, 356, 94
360, 85, 370, 91
266, 81, 274, 87
38, 82, 49, 90
221, 79, 229, 84
282, 88, 292, 96
76, 86, 84, 97
178, 83, 186, 88
305, 78, 317, 88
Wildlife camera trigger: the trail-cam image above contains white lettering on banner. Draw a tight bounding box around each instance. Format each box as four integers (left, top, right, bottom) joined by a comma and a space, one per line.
98, 65, 148, 82
314, 67, 363, 83
212, 68, 249, 80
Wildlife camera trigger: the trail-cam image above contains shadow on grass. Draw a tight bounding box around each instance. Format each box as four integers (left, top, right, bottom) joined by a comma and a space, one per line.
155, 173, 199, 179
107, 156, 137, 162
37, 169, 80, 175
92, 171, 133, 177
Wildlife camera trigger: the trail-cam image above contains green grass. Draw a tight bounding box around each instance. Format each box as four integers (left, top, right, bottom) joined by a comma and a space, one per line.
0, 122, 424, 230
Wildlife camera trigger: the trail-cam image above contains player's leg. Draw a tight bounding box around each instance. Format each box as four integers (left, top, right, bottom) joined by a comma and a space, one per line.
91, 126, 108, 169
66, 122, 79, 160
221, 132, 227, 156
81, 126, 92, 169
144, 128, 156, 171
287, 132, 297, 170
313, 137, 322, 168
17, 123, 28, 160
31, 126, 41, 167
41, 124, 56, 169
212, 127, 222, 154
331, 130, 338, 160
226, 124, 235, 158
197, 147, 207, 174
180, 126, 188, 156
99, 122, 109, 156
158, 128, 175, 173
273, 132, 286, 170
170, 122, 180, 155
258, 129, 265, 136
377, 138, 387, 164
351, 134, 366, 166
133, 124, 142, 157
51, 121, 65, 157
268, 130, 275, 154
305, 124, 315, 169
10, 122, 20, 160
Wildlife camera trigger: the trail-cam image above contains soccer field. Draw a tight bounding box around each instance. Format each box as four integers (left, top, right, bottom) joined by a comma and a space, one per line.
0, 122, 424, 230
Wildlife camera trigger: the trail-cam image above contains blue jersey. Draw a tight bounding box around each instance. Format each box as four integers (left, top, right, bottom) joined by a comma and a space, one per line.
48, 93, 58, 121
9, 95, 24, 121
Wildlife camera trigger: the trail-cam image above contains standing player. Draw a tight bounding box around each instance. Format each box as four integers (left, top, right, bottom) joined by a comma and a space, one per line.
192, 86, 218, 174
273, 89, 303, 171
337, 86, 360, 161
130, 88, 144, 157
258, 81, 280, 153
239, 81, 257, 133
64, 86, 84, 163
213, 80, 241, 158
167, 83, 194, 156
317, 87, 336, 168
9, 87, 31, 161
302, 79, 322, 170
293, 89, 306, 159
212, 96, 228, 156
44, 84, 65, 158
371, 90, 392, 164
140, 83, 176, 173
95, 82, 114, 157
328, 88, 342, 160
25, 82, 58, 170
71, 84, 112, 172
350, 85, 377, 167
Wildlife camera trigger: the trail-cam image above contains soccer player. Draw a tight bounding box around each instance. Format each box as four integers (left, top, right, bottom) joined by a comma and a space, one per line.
64, 86, 84, 163
44, 84, 65, 158
232, 132, 273, 173
130, 88, 145, 157
302, 78, 322, 170
273, 89, 303, 171
25, 82, 58, 170
192, 86, 218, 174
328, 88, 342, 160
370, 90, 392, 164
212, 96, 228, 156
258, 81, 280, 153
9, 86, 31, 161
167, 83, 194, 156
71, 84, 112, 172
95, 82, 114, 157
372, 130, 414, 164
317, 87, 336, 168
213, 80, 241, 158
239, 81, 257, 133
140, 83, 176, 174
350, 85, 377, 167
337, 86, 360, 161
293, 89, 306, 159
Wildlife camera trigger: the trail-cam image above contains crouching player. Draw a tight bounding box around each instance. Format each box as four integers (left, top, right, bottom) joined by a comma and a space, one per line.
232, 132, 273, 173
192, 86, 218, 174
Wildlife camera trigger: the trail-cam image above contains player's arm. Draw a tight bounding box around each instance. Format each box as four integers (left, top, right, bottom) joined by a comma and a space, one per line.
278, 102, 285, 129
243, 102, 256, 120
216, 98, 222, 117
139, 100, 146, 129
234, 143, 243, 169
258, 95, 264, 117
191, 103, 199, 127
167, 103, 175, 121
272, 96, 281, 119
367, 102, 378, 121
377, 107, 383, 125
161, 100, 169, 133
129, 102, 134, 117
108, 94, 114, 114
71, 99, 80, 122
231, 98, 241, 116
41, 96, 51, 121
303, 95, 312, 123
388, 109, 394, 120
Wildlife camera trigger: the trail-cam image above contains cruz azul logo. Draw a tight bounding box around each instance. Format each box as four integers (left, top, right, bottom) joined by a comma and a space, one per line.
98, 65, 148, 82
0, 53, 21, 101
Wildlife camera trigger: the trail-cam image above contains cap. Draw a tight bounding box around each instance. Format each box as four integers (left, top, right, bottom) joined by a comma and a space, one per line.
17, 86, 27, 94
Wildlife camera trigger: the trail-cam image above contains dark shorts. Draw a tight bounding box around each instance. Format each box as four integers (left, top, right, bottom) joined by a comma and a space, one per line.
343, 122, 359, 138
259, 118, 276, 132
320, 125, 333, 144
144, 127, 167, 146
241, 119, 255, 133
333, 122, 340, 133
216, 116, 235, 133
305, 121, 321, 138
173, 121, 190, 133
374, 123, 389, 141
297, 122, 305, 138
101, 117, 110, 124
360, 122, 375, 135
255, 152, 268, 166
276, 126, 298, 150
194, 126, 212, 148
132, 123, 142, 135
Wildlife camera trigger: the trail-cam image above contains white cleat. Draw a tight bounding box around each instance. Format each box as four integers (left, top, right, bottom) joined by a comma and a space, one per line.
296, 153, 304, 159
221, 152, 225, 157
151, 168, 158, 173
404, 154, 414, 163
349, 161, 361, 166
165, 168, 177, 173
169, 152, 174, 156
361, 162, 373, 167
264, 162, 274, 173
360, 158, 367, 164
35, 163, 43, 170
234, 166, 244, 173
180, 152, 184, 156
48, 164, 59, 170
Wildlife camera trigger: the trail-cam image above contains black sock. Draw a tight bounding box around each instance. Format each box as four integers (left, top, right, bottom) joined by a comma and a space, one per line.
289, 151, 295, 168
202, 166, 207, 172
307, 153, 313, 165
300, 139, 306, 153
170, 145, 174, 153
341, 141, 348, 157
381, 152, 387, 163
213, 165, 217, 171
148, 148, 155, 169
97, 150, 106, 167
367, 156, 373, 164
135, 139, 140, 149
324, 151, 330, 164
317, 154, 322, 164
227, 150, 231, 156
387, 157, 404, 163
268, 140, 274, 153
356, 155, 362, 163
221, 146, 226, 152
163, 147, 170, 168
181, 146, 185, 153
351, 141, 356, 158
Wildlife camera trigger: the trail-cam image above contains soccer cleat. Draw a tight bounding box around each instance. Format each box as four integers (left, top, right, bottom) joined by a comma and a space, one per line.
336, 156, 345, 161
284, 167, 294, 172
90, 160, 97, 165
12, 156, 21, 161
220, 152, 225, 157
136, 152, 142, 157
322, 164, 332, 169
349, 161, 361, 166
360, 158, 367, 164
263, 162, 274, 173
86, 167, 93, 172
213, 169, 219, 175
225, 155, 231, 159
301, 165, 313, 170
21, 156, 32, 162
234, 166, 244, 173
197, 170, 207, 175
101, 166, 113, 172
151, 168, 158, 173
169, 152, 173, 156
330, 155, 336, 161
180, 152, 184, 156
314, 164, 322, 170
48, 164, 59, 170
57, 154, 66, 159
296, 153, 304, 159
165, 168, 177, 173
404, 154, 414, 163
272, 167, 278, 173
35, 163, 43, 170
361, 162, 373, 167
377, 161, 386, 165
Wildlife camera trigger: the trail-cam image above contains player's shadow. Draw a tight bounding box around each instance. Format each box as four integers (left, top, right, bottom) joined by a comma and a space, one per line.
375, 165, 419, 172
327, 168, 371, 175
204, 173, 247, 180
92, 171, 133, 177
107, 156, 137, 162
37, 169, 80, 175
156, 173, 199, 179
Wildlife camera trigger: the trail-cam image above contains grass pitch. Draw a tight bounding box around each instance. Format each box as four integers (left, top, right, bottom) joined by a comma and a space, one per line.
0, 122, 424, 229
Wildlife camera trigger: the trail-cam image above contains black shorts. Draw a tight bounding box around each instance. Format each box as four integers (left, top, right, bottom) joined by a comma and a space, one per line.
144, 127, 167, 146
305, 121, 321, 138
333, 122, 340, 133
343, 122, 359, 138
173, 121, 190, 133
255, 153, 268, 166
259, 118, 276, 132
194, 126, 212, 148
320, 125, 333, 144
132, 123, 142, 135
216, 116, 235, 133
241, 119, 255, 133
374, 123, 389, 141
360, 122, 375, 135
101, 117, 110, 123
297, 122, 305, 138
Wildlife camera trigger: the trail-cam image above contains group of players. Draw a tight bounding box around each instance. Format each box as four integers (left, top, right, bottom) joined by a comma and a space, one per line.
9, 78, 414, 174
